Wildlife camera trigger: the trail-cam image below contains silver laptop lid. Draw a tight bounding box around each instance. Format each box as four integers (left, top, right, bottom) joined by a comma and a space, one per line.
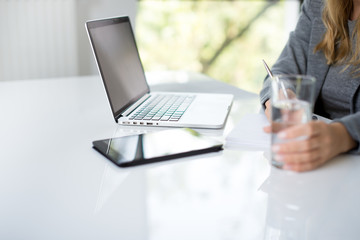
86, 16, 150, 122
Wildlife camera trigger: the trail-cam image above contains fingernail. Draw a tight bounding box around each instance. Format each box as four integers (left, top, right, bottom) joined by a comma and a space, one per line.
278, 131, 287, 139
272, 145, 280, 152
283, 165, 292, 170
274, 154, 284, 162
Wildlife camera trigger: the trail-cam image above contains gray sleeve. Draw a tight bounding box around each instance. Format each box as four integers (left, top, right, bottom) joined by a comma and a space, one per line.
259, 0, 313, 107
333, 113, 360, 154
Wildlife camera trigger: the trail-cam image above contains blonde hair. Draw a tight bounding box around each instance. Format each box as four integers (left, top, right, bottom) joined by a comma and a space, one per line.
314, 0, 360, 67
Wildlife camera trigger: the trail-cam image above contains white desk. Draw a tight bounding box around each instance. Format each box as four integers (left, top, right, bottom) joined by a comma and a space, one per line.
1, 72, 359, 240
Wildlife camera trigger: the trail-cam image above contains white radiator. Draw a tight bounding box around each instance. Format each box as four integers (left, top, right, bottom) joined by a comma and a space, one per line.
0, 0, 78, 81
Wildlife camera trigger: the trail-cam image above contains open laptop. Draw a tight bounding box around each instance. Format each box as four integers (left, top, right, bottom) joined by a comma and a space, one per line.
86, 16, 233, 129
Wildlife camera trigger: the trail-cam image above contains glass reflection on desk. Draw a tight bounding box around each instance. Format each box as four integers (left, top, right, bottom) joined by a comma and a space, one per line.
260, 155, 360, 240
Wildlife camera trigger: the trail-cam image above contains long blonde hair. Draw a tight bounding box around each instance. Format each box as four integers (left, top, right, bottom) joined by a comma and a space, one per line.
314, 0, 360, 66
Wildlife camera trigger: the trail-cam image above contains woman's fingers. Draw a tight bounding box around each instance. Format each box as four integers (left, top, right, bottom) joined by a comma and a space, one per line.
263, 121, 292, 134
268, 121, 356, 172
273, 148, 321, 164
263, 125, 271, 133
277, 121, 323, 139
272, 136, 320, 153
264, 100, 271, 120
283, 158, 326, 172
271, 122, 332, 172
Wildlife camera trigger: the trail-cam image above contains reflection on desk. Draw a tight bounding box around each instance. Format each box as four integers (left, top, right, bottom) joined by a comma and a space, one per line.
1, 72, 359, 239
260, 154, 360, 240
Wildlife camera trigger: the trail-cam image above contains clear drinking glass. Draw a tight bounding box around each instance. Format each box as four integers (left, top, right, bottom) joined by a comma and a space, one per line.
271, 74, 316, 168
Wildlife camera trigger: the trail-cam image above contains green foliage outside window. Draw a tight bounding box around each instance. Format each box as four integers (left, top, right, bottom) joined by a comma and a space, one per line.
136, 0, 298, 94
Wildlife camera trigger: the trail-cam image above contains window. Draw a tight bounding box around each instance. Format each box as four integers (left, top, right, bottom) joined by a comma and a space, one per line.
136, 0, 301, 93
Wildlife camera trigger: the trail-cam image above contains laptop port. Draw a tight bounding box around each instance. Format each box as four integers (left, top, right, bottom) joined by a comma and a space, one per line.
132, 122, 137, 125
146, 123, 153, 125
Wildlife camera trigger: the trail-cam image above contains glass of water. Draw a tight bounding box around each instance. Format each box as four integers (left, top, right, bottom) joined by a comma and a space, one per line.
271, 74, 316, 168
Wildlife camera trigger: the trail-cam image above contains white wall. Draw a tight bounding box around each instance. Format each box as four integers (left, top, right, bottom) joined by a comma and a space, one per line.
76, 0, 138, 76
0, 0, 137, 81
0, 0, 78, 81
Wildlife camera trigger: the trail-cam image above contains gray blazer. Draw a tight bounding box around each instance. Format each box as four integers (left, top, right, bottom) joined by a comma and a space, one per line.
260, 0, 360, 153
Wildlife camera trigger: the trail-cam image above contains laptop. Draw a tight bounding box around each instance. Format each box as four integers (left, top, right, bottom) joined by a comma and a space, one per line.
85, 16, 233, 129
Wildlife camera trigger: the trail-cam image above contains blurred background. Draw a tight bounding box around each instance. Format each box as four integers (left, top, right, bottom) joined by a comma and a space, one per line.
0, 0, 302, 94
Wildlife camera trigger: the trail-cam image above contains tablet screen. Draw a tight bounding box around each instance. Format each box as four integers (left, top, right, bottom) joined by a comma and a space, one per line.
92, 128, 223, 167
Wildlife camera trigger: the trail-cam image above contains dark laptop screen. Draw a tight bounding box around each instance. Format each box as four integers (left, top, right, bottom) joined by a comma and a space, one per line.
86, 17, 150, 120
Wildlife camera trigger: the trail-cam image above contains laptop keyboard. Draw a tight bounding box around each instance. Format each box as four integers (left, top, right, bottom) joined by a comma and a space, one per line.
129, 94, 195, 122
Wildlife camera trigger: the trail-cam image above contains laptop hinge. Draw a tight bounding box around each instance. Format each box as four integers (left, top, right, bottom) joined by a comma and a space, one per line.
121, 94, 150, 117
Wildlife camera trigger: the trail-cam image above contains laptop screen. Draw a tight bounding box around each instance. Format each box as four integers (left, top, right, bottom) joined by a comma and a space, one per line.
86, 17, 150, 120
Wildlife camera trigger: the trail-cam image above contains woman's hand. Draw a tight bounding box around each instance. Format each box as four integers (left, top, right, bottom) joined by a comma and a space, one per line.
264, 100, 271, 120
266, 121, 356, 172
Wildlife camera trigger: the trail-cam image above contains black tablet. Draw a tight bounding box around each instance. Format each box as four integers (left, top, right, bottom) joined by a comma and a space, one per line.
92, 128, 223, 167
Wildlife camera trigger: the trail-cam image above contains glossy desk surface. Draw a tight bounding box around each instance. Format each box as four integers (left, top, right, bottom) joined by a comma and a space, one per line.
1, 72, 359, 240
